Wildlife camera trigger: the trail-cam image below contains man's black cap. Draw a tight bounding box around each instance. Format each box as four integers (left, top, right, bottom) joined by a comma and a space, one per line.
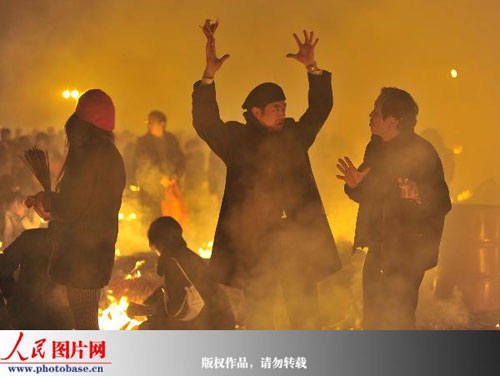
242, 82, 286, 109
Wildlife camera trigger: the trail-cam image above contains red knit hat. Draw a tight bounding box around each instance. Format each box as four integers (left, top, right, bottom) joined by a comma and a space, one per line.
74, 89, 115, 131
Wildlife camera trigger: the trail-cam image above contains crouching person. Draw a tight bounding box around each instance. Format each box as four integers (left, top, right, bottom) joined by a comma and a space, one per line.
0, 229, 73, 329
128, 217, 235, 329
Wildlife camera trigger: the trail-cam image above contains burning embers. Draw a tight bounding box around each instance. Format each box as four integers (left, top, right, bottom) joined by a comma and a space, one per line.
98, 292, 144, 330
125, 260, 145, 280
198, 240, 213, 259
98, 256, 154, 330
98, 236, 214, 329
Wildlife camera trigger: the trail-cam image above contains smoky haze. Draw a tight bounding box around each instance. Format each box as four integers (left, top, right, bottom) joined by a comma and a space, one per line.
1, 0, 499, 238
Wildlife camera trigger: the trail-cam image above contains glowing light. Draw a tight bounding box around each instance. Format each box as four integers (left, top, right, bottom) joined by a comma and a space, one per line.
450, 69, 458, 78
126, 213, 137, 221
62, 90, 71, 99
125, 260, 145, 280
129, 185, 141, 192
355, 246, 369, 253
456, 189, 473, 202
453, 145, 463, 155
115, 249, 121, 257
98, 295, 144, 330
70, 90, 80, 99
496, 323, 499, 328
198, 241, 214, 259
118, 213, 125, 221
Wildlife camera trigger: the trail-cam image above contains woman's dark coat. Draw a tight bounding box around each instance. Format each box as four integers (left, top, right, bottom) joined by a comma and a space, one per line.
48, 141, 126, 289
192, 72, 341, 288
157, 246, 235, 330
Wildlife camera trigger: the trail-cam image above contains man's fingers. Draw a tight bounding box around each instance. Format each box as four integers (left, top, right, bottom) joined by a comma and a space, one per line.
309, 31, 314, 44
336, 175, 346, 181
345, 156, 356, 170
293, 33, 302, 47
200, 25, 209, 37
303, 30, 308, 43
312, 38, 319, 47
338, 158, 349, 171
337, 163, 347, 175
212, 19, 219, 33
220, 54, 230, 63
201, 24, 213, 38
286, 53, 298, 59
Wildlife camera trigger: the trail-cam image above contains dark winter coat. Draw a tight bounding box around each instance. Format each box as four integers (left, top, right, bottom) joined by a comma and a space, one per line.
345, 132, 452, 271
192, 72, 341, 288
157, 246, 235, 330
48, 141, 126, 289
0, 229, 73, 329
133, 132, 186, 181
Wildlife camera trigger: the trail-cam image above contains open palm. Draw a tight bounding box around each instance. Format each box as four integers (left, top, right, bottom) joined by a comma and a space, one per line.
286, 30, 318, 67
336, 157, 371, 189
200, 19, 230, 78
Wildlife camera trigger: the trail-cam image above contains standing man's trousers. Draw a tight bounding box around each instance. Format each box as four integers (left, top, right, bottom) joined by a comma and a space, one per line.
363, 249, 425, 330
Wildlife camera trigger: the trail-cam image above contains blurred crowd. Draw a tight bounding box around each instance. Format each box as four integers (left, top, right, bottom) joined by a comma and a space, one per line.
0, 112, 227, 253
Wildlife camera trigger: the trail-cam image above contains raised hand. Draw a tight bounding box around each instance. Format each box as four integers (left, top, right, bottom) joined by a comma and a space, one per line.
200, 19, 230, 79
336, 157, 371, 189
286, 30, 319, 67
26, 191, 53, 221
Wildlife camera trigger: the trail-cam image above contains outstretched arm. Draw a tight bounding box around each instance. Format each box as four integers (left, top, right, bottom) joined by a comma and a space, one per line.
192, 19, 231, 160
289, 31, 333, 149
200, 19, 230, 83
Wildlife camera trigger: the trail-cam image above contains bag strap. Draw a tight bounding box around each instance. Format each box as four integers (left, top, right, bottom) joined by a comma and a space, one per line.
169, 257, 194, 285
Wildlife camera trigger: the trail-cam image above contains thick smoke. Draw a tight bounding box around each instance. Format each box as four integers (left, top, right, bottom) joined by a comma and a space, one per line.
1, 0, 499, 329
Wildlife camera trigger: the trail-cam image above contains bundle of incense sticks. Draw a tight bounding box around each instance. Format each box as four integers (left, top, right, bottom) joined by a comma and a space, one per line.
19, 146, 51, 191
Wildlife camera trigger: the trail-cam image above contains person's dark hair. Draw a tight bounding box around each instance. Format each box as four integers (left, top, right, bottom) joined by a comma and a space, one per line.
57, 114, 114, 187
148, 216, 186, 253
379, 87, 419, 131
148, 110, 167, 125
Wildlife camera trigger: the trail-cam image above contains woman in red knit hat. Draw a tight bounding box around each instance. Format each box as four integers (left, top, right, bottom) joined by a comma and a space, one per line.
29, 89, 126, 329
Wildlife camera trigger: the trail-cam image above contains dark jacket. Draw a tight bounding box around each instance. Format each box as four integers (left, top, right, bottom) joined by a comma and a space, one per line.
48, 141, 126, 289
133, 132, 186, 182
157, 246, 235, 330
346, 132, 452, 271
192, 72, 341, 288
0, 229, 73, 329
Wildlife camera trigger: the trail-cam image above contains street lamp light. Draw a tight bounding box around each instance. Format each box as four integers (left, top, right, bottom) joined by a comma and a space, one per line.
62, 89, 80, 100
